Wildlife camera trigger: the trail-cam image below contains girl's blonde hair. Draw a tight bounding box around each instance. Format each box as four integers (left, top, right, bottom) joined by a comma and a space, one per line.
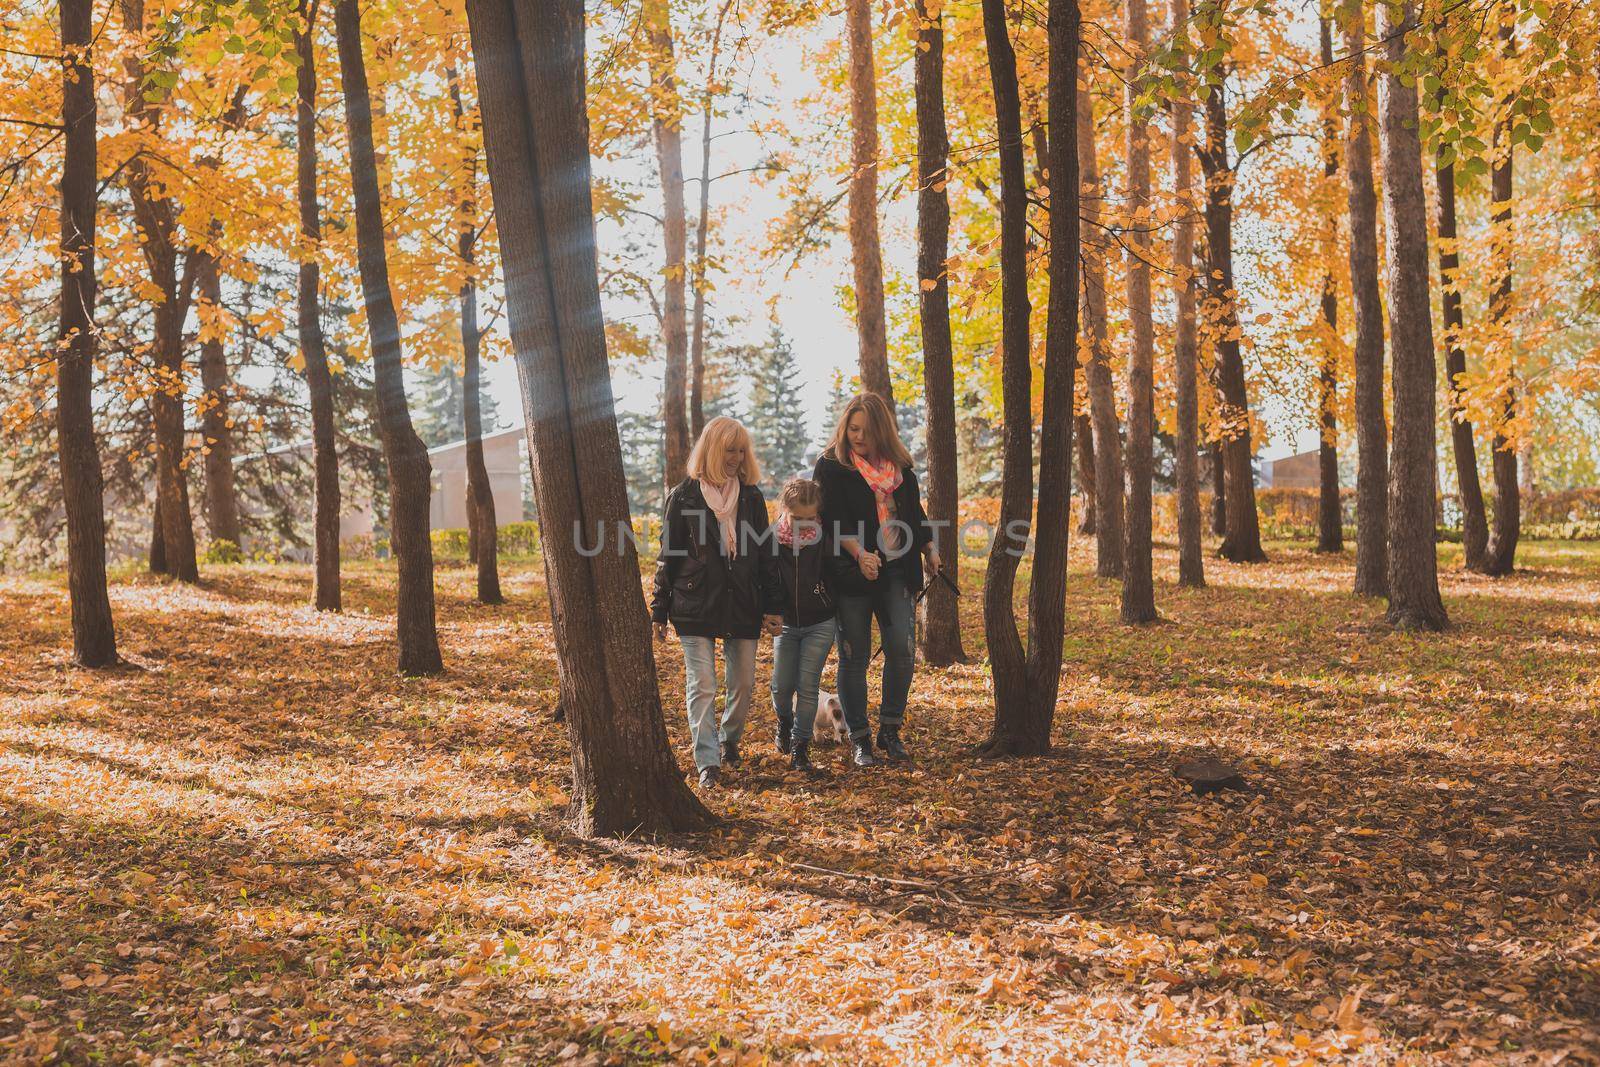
687, 416, 762, 485
779, 476, 822, 514
824, 391, 913, 468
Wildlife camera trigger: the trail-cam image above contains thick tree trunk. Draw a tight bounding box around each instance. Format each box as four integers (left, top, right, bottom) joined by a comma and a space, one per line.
1076, 79, 1124, 578
978, 0, 1078, 756
913, 0, 964, 666
450, 65, 503, 605
121, 0, 199, 583
1436, 145, 1489, 568
1120, 0, 1155, 622
844, 0, 893, 408
1482, 20, 1519, 576
1199, 77, 1265, 563
1076, 412, 1096, 534
197, 253, 242, 548
466, 0, 712, 836
644, 0, 691, 487
148, 495, 165, 574
295, 1, 342, 612
335, 0, 444, 673
56, 0, 117, 667
1315, 15, 1342, 555
1375, 0, 1447, 630
1171, 0, 1204, 587
1343, 4, 1389, 596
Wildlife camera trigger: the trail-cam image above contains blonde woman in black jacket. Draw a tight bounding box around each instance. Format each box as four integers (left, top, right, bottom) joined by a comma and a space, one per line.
813, 393, 940, 765
651, 417, 782, 788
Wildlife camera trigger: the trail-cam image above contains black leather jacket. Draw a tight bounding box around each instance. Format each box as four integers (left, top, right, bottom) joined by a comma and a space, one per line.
775, 537, 836, 627
813, 452, 934, 597
650, 479, 782, 639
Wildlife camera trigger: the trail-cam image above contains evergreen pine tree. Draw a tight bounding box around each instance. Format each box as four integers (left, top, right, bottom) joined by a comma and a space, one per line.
742, 326, 811, 492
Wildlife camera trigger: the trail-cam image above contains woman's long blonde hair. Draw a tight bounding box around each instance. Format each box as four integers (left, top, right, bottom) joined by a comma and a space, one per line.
824, 392, 913, 468
687, 416, 762, 485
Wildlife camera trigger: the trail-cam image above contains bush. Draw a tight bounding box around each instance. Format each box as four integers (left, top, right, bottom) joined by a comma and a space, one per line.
201, 539, 243, 565
429, 521, 542, 561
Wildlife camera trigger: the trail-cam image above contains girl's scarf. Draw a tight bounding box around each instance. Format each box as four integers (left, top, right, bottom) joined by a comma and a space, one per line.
776, 512, 822, 548
698, 477, 741, 557
853, 453, 905, 551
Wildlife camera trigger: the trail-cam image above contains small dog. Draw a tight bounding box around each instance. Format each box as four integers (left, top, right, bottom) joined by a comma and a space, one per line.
814, 691, 849, 745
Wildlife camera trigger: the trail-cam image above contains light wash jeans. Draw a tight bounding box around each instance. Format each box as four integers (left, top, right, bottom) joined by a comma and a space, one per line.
679, 636, 756, 771
835, 571, 914, 739
771, 620, 836, 744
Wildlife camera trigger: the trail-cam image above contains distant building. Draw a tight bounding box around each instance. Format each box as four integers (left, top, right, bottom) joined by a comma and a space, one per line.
1262, 450, 1322, 490
235, 426, 526, 558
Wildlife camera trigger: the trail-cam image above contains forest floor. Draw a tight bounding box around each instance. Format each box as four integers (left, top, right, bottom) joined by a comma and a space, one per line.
1, 538, 1597, 1065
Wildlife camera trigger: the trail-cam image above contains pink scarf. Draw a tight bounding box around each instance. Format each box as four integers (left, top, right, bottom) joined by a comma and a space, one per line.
698, 477, 741, 557
776, 512, 822, 548
853, 453, 904, 551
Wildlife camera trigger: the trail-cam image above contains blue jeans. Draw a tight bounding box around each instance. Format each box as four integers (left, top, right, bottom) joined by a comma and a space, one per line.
680, 636, 756, 771
771, 620, 835, 744
835, 571, 914, 739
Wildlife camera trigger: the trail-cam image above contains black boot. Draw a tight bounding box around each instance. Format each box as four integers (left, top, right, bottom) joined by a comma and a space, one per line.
775, 716, 793, 756
877, 725, 910, 763
721, 740, 742, 767
790, 740, 821, 775
851, 737, 879, 767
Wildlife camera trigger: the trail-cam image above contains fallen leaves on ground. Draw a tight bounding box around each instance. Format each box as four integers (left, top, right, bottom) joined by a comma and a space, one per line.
1, 540, 1597, 1064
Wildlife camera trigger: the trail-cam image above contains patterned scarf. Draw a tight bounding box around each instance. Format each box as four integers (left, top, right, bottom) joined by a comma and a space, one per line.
697, 477, 741, 557
853, 453, 905, 553
776, 512, 822, 548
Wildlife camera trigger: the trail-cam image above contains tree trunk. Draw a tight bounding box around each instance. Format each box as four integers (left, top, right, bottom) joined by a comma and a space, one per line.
149, 495, 166, 574
1209, 441, 1226, 535
335, 0, 444, 673
688, 3, 731, 441
1343, 2, 1389, 596
466, 0, 712, 836
1076, 412, 1096, 534
1119, 0, 1156, 623
1375, 0, 1447, 630
1076, 77, 1124, 578
1482, 20, 1519, 576
295, 0, 342, 612
644, 0, 691, 486
450, 64, 503, 605
913, 0, 964, 666
978, 0, 1077, 757
121, 0, 199, 583
978, 0, 1033, 752
56, 0, 118, 667
197, 252, 242, 548
844, 0, 893, 408
1171, 0, 1204, 587
1315, 14, 1342, 555
1435, 135, 1489, 568
1198, 72, 1265, 563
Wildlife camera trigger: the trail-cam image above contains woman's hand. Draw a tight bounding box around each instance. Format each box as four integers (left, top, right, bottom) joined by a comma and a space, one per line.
924, 546, 942, 578
763, 615, 782, 636
859, 552, 881, 581
653, 623, 669, 643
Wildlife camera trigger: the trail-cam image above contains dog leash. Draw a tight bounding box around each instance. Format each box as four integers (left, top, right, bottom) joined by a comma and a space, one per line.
872, 569, 960, 662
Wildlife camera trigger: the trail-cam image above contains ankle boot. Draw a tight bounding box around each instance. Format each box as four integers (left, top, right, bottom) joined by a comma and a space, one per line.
775, 716, 793, 755
851, 737, 879, 767
877, 725, 910, 762
790, 740, 820, 775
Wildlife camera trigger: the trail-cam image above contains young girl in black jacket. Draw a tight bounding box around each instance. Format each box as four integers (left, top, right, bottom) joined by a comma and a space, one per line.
651, 417, 781, 788
813, 392, 940, 766
769, 477, 836, 775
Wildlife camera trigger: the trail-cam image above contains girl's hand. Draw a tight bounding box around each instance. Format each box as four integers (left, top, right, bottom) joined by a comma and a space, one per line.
763, 615, 782, 636
653, 623, 669, 643
859, 552, 881, 581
